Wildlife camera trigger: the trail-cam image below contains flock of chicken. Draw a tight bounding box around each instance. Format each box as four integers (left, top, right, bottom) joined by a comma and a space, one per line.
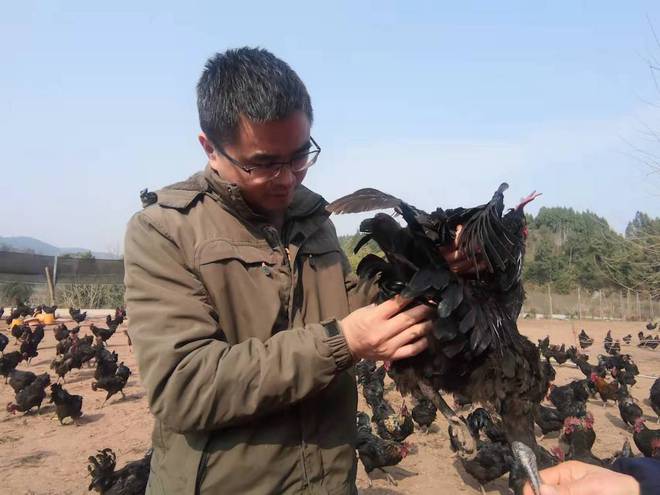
353, 325, 660, 492
0, 303, 151, 494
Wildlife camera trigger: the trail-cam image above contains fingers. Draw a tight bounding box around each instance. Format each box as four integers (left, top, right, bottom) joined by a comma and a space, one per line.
376, 295, 413, 319
390, 336, 429, 360
389, 319, 434, 350
385, 303, 435, 338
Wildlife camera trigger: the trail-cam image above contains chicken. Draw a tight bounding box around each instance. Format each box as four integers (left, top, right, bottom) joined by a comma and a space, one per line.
632, 418, 660, 458
356, 411, 409, 486
19, 331, 40, 364
567, 349, 605, 381
622, 334, 632, 345
606, 340, 621, 356
611, 367, 636, 388
49, 383, 83, 425
53, 324, 70, 342
94, 347, 119, 381
92, 364, 131, 406
40, 304, 57, 314
11, 323, 28, 343
541, 343, 568, 365
328, 184, 546, 494
616, 385, 643, 429
90, 323, 117, 345
411, 396, 436, 432
604, 330, 614, 354
0, 332, 8, 355
456, 437, 514, 492
590, 372, 619, 407
69, 307, 87, 323
534, 404, 564, 437
0, 351, 25, 382
561, 415, 604, 467
541, 359, 556, 384
467, 408, 507, 444
87, 448, 152, 494
650, 377, 660, 423
106, 313, 124, 329
6, 373, 50, 414
7, 369, 37, 394
547, 380, 589, 419
647, 321, 657, 331
578, 329, 593, 349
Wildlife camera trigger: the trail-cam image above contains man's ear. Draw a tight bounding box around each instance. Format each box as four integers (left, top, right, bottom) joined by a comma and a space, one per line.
198, 132, 215, 158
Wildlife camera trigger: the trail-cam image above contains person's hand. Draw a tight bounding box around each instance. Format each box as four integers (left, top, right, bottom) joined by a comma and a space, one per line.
438, 225, 489, 276
523, 460, 640, 495
340, 295, 434, 361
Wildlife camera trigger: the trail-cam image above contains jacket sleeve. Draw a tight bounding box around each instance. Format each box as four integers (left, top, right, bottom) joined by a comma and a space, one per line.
124, 212, 354, 434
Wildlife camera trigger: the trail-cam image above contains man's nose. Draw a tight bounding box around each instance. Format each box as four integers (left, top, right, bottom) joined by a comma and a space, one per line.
275, 164, 296, 187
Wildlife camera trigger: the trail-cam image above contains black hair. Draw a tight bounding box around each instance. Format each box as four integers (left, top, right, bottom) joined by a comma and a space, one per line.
197, 47, 313, 147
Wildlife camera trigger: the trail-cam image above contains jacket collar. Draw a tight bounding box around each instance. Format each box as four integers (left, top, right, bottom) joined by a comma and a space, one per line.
202, 163, 329, 227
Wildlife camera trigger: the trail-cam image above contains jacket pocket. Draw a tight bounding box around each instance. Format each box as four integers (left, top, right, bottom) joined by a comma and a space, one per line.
196, 239, 278, 268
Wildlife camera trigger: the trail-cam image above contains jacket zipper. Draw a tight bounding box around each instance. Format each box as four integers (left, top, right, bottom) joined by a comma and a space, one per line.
194, 442, 211, 495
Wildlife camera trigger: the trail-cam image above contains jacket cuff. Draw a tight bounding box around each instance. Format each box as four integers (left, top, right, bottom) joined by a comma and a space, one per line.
320, 319, 355, 372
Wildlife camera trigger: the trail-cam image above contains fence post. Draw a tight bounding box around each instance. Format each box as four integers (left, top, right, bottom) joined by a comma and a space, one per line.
547, 284, 553, 319
620, 290, 624, 320
577, 287, 583, 320
650, 293, 654, 321
44, 267, 55, 306
636, 292, 641, 321
627, 289, 631, 321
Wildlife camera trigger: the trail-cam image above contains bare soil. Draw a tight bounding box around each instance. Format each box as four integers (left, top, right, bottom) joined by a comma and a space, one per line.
0, 317, 657, 494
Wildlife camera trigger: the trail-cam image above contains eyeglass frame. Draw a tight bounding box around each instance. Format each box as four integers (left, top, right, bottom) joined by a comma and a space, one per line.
215, 136, 321, 180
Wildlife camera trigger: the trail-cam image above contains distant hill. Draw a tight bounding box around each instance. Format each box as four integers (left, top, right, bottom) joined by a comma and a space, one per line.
0, 236, 119, 259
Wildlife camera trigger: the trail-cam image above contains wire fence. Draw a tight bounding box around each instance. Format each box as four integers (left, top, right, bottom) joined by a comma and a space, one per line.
0, 251, 125, 308
523, 285, 657, 321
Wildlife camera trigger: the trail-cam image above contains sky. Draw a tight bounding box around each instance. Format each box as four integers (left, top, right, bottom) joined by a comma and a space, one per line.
1, 1, 659, 254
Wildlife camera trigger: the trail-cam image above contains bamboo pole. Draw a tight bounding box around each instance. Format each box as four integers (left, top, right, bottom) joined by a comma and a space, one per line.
44, 266, 55, 306
577, 287, 583, 320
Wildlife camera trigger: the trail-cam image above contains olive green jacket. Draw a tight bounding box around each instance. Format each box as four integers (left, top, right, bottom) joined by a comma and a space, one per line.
124, 164, 373, 494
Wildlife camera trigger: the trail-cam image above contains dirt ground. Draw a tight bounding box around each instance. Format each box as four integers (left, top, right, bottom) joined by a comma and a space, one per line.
0, 317, 658, 495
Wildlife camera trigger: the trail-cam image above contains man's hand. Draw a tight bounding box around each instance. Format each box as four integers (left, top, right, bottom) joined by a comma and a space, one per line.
523, 461, 640, 495
438, 225, 488, 276
340, 295, 434, 362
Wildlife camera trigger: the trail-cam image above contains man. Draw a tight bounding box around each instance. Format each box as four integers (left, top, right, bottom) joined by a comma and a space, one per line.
124, 47, 471, 494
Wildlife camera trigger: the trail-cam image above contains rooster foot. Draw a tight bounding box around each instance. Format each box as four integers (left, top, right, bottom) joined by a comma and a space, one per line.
379, 468, 398, 486
512, 441, 541, 495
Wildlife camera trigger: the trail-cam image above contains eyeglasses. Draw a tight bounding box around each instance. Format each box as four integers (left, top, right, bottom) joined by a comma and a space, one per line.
216, 137, 321, 183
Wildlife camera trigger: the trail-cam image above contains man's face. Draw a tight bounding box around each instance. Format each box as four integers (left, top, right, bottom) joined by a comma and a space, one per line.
202, 111, 311, 217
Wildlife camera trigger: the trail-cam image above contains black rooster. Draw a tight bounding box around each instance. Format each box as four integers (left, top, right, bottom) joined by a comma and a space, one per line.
328, 184, 546, 494
50, 383, 83, 424
651, 377, 660, 423
356, 411, 409, 486
577, 329, 593, 349
87, 448, 152, 494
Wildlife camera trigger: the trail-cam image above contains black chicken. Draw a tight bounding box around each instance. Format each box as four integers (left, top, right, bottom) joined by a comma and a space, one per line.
92, 365, 131, 406
561, 414, 603, 467
577, 329, 593, 350
50, 383, 83, 424
604, 330, 614, 354
616, 385, 643, 429
647, 321, 657, 331
411, 396, 437, 432
87, 447, 152, 494
53, 323, 70, 342
0, 332, 8, 355
633, 418, 660, 458
0, 351, 25, 382
467, 408, 507, 444
94, 347, 119, 381
356, 411, 409, 486
650, 378, 660, 423
106, 313, 124, 329
7, 369, 37, 393
622, 334, 632, 345
547, 380, 589, 419
606, 340, 621, 356
6, 372, 50, 414
90, 323, 117, 345
534, 404, 564, 437
69, 307, 87, 323
328, 184, 546, 494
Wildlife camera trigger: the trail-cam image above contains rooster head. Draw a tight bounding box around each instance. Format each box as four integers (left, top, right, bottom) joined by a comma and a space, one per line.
633, 417, 646, 433
6, 403, 17, 415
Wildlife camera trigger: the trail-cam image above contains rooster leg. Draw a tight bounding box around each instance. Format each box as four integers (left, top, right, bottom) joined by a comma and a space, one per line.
379, 468, 398, 486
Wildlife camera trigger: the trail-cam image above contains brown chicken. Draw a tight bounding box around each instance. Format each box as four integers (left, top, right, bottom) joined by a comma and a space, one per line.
590, 372, 619, 407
